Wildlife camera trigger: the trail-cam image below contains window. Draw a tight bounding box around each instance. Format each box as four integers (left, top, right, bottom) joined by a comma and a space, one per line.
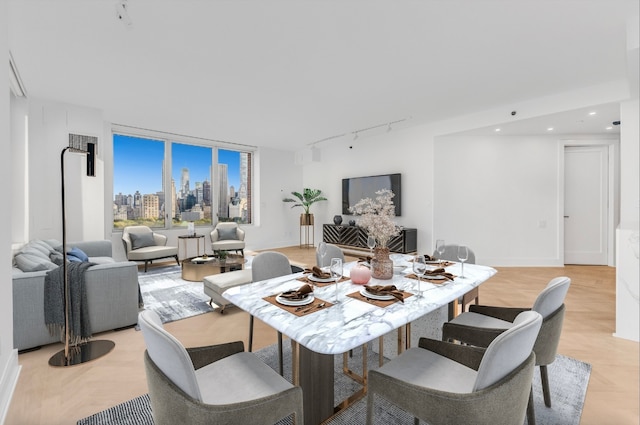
113, 134, 166, 229
112, 131, 253, 230
171, 142, 213, 226
217, 149, 252, 223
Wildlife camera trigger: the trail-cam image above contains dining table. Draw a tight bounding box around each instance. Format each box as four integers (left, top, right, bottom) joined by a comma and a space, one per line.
223, 255, 497, 425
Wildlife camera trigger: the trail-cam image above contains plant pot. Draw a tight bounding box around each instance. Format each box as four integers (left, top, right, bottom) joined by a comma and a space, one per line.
371, 247, 393, 280
300, 213, 314, 225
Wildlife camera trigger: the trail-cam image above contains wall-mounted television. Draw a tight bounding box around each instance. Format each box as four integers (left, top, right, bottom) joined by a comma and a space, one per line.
342, 173, 401, 216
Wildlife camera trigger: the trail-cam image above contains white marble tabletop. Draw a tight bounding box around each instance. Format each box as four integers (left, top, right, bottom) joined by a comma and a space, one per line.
223, 256, 497, 355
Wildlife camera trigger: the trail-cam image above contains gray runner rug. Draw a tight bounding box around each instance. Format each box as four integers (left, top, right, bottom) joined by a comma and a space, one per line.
77, 342, 590, 425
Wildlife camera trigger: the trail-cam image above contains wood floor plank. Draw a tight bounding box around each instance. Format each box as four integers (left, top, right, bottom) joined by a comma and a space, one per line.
5, 248, 638, 425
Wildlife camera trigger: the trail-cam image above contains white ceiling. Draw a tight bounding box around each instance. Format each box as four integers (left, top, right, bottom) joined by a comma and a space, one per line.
7, 0, 637, 150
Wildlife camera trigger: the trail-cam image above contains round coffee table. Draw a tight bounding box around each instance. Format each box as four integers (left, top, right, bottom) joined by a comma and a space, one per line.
181, 255, 244, 282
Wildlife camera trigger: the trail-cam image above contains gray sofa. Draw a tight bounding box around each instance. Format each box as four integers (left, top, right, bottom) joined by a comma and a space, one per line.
12, 239, 141, 352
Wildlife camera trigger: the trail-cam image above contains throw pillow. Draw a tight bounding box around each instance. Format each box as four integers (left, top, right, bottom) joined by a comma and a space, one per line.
217, 227, 238, 241
130, 232, 156, 250
14, 252, 58, 272
67, 247, 89, 262
50, 251, 65, 266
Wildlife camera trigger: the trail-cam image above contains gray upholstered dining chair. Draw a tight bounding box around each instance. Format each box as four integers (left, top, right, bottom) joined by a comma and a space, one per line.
434, 244, 478, 313
210, 222, 245, 256
367, 311, 542, 425
250, 251, 292, 376
442, 276, 571, 423
315, 243, 344, 268
138, 309, 304, 425
122, 225, 179, 272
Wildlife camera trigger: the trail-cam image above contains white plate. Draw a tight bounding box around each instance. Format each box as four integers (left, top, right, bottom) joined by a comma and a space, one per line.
425, 275, 447, 280
276, 294, 314, 306
425, 260, 443, 264
308, 274, 334, 283
360, 287, 395, 301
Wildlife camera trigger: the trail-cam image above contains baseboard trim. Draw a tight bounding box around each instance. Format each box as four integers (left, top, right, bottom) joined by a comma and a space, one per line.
0, 349, 21, 425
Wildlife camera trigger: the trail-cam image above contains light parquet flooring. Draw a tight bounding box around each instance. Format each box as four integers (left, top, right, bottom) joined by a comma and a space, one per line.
5, 247, 639, 425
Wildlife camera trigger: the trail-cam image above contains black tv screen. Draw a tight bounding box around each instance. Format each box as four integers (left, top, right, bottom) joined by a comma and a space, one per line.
342, 173, 401, 216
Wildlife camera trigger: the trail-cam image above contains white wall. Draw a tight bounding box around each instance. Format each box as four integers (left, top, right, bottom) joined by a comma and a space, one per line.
300, 124, 434, 252
615, 98, 639, 342
26, 99, 105, 243
1, 1, 22, 421
434, 135, 563, 266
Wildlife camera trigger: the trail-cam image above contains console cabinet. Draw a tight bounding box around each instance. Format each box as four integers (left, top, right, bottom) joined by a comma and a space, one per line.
322, 224, 417, 254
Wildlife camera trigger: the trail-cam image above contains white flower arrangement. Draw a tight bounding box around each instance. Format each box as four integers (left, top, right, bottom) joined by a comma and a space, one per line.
349, 189, 400, 248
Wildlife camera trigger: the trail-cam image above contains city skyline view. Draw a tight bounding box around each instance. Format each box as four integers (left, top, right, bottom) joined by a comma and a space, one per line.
113, 134, 242, 197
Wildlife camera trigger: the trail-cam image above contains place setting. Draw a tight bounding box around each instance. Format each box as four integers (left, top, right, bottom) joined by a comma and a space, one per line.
298, 266, 349, 287
263, 283, 332, 316
347, 284, 413, 307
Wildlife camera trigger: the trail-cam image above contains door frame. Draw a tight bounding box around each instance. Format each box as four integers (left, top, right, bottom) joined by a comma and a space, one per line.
559, 138, 619, 266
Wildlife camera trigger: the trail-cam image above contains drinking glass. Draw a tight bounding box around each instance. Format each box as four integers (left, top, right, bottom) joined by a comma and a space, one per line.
412, 255, 427, 297
367, 235, 376, 258
435, 239, 446, 261
330, 258, 343, 304
457, 245, 469, 278
317, 241, 327, 267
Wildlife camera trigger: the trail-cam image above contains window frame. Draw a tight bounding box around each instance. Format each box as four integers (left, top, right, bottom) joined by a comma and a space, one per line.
111, 126, 255, 231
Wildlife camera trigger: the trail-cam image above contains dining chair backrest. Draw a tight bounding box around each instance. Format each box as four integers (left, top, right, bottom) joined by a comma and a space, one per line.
316, 243, 344, 268
532, 276, 571, 318
251, 251, 292, 282
434, 244, 476, 264
473, 311, 542, 392
138, 309, 202, 401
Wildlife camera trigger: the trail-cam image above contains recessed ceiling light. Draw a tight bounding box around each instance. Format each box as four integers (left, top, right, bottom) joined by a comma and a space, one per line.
589, 111, 597, 116
495, 128, 501, 132
547, 127, 554, 131
606, 126, 613, 130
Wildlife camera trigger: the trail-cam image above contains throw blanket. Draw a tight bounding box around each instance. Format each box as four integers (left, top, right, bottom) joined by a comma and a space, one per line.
44, 262, 94, 345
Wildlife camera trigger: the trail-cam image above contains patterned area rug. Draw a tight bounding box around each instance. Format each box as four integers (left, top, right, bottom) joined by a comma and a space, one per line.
137, 266, 214, 323
77, 342, 590, 425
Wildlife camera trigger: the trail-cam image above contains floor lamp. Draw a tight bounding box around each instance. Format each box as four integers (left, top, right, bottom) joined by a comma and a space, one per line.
49, 146, 115, 367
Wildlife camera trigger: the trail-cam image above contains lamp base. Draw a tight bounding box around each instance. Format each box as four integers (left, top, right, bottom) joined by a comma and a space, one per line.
48, 340, 115, 367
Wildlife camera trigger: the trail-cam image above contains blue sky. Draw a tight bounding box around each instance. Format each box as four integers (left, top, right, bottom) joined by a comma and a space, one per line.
113, 134, 241, 197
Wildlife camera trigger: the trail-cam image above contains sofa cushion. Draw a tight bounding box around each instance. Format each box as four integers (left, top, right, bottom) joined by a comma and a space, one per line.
67, 247, 89, 262
217, 227, 238, 241
14, 252, 58, 272
130, 232, 157, 250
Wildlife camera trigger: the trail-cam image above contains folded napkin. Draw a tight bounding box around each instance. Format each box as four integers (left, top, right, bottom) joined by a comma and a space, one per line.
358, 256, 373, 264
303, 266, 331, 279
424, 268, 455, 281
364, 284, 404, 303
423, 254, 438, 261
280, 284, 313, 300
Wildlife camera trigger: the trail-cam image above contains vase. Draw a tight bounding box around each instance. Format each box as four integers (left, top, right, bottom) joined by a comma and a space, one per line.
333, 215, 343, 225
348, 219, 356, 226
371, 247, 393, 280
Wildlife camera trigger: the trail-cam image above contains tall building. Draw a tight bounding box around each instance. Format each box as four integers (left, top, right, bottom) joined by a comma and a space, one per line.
218, 163, 229, 218
142, 194, 160, 219
180, 167, 189, 198
202, 180, 211, 206
171, 178, 179, 219
195, 181, 203, 204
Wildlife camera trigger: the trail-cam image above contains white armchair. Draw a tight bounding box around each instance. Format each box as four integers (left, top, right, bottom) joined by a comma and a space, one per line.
210, 222, 245, 256
122, 225, 179, 272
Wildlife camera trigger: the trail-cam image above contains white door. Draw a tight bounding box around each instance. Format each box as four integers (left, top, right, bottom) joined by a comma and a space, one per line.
564, 146, 608, 265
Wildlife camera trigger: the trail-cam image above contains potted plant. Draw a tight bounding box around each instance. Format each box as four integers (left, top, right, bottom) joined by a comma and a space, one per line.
282, 188, 327, 225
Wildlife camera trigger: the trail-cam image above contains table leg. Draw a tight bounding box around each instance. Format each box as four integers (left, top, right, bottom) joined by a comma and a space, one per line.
293, 343, 334, 425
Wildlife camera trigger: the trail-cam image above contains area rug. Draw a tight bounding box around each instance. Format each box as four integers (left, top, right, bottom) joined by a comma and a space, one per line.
77, 342, 590, 425
137, 265, 214, 323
